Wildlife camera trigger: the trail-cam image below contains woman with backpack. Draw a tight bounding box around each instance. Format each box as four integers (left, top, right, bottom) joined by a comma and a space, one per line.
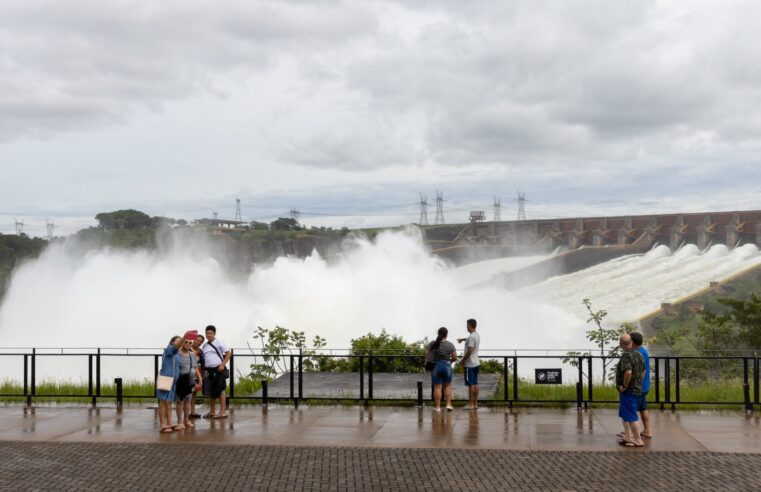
174, 332, 202, 430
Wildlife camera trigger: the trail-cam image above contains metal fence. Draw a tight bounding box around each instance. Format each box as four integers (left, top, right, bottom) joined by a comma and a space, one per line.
1, 348, 759, 410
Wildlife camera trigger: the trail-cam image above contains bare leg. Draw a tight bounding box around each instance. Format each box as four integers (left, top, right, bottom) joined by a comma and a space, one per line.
621, 420, 631, 442
444, 384, 453, 409
158, 402, 167, 430
184, 401, 194, 427
190, 394, 196, 415
433, 384, 442, 409
220, 391, 227, 416
175, 401, 183, 426
470, 385, 479, 408
209, 397, 216, 417
629, 421, 643, 445
641, 410, 652, 436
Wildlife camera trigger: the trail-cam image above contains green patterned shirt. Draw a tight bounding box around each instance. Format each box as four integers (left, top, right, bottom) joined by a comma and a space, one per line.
615, 348, 645, 396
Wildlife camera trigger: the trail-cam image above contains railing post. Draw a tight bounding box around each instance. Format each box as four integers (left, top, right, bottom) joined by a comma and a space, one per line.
114, 378, 123, 407
229, 349, 235, 401
359, 356, 365, 402
512, 356, 518, 403
587, 356, 593, 403
31, 348, 36, 402
654, 356, 660, 408
665, 356, 671, 410
754, 357, 759, 407
298, 349, 303, 404
23, 354, 28, 397
742, 358, 751, 412
154, 354, 160, 403
577, 356, 583, 409
89, 354, 95, 406
262, 380, 268, 406
368, 353, 374, 401
417, 381, 423, 408
503, 357, 509, 402
289, 355, 295, 401
674, 357, 680, 409
95, 348, 101, 405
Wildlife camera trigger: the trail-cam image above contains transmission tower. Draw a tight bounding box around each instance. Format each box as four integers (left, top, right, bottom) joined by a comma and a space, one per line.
418, 193, 429, 225
289, 207, 300, 223
234, 197, 242, 222
434, 191, 445, 225
212, 211, 218, 221
515, 191, 527, 221
45, 221, 56, 240
14, 218, 24, 235
493, 197, 501, 222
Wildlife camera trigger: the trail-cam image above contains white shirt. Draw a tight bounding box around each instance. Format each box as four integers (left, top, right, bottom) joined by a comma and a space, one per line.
464, 332, 480, 368
202, 339, 229, 367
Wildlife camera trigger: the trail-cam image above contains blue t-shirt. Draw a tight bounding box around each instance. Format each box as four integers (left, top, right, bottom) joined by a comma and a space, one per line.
638, 346, 651, 393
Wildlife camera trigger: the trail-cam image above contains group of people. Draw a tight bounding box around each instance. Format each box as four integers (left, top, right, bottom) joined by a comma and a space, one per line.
424, 318, 481, 412
616, 331, 652, 447
156, 325, 232, 433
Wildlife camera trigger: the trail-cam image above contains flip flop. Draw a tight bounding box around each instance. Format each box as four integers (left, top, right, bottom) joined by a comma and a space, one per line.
189, 413, 201, 419
212, 414, 228, 419
446, 406, 454, 412
625, 441, 644, 447
173, 425, 185, 431
160, 427, 173, 433
641, 433, 653, 438
433, 408, 442, 413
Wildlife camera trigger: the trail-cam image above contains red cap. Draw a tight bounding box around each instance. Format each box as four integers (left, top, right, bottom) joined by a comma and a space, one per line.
184, 330, 198, 340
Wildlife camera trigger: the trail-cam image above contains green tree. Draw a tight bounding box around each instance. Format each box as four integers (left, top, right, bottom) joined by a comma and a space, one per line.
269, 217, 302, 231
95, 209, 152, 230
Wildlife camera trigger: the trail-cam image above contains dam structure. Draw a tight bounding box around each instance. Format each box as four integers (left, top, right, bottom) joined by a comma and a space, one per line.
426, 209, 761, 258
429, 209, 761, 292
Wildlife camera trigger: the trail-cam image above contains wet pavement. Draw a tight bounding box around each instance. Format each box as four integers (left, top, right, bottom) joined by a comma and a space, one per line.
3, 405, 761, 490
1, 404, 761, 453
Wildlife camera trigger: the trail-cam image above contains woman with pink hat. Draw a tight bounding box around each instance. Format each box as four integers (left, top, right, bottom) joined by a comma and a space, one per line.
174, 330, 202, 429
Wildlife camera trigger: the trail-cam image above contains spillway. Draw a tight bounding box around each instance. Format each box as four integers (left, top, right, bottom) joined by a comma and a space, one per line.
515, 243, 761, 325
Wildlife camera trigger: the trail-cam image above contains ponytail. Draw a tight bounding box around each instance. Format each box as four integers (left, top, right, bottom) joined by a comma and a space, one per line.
432, 327, 448, 350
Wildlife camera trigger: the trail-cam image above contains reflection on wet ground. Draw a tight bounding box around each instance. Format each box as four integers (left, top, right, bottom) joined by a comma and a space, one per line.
1, 405, 760, 452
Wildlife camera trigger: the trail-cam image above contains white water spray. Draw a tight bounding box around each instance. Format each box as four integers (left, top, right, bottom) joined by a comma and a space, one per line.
0, 229, 583, 350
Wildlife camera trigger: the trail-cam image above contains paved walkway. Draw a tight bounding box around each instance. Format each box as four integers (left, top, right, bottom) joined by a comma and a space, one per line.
2, 405, 761, 490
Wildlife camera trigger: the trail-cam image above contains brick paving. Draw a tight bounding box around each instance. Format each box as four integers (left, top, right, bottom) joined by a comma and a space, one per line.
0, 441, 759, 491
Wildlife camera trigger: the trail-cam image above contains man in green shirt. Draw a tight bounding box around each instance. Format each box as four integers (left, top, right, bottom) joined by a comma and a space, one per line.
616, 333, 645, 447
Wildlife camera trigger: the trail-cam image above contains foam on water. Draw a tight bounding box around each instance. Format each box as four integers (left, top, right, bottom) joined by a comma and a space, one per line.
516, 243, 761, 324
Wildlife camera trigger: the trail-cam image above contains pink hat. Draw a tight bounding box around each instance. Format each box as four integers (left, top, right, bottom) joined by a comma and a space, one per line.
184, 330, 198, 340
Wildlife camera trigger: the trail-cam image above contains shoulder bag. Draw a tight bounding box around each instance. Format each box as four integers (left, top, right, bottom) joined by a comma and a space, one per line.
156, 347, 176, 391
207, 341, 230, 379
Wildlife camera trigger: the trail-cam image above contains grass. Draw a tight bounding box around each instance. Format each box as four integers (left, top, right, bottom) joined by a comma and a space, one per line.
0, 377, 753, 410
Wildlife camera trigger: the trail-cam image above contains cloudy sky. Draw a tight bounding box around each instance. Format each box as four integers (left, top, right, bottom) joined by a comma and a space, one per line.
2, 0, 761, 236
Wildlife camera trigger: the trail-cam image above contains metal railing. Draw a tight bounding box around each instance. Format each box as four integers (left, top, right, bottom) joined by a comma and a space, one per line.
1, 349, 758, 411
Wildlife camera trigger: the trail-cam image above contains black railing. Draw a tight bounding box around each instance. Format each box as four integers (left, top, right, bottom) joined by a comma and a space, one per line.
0, 349, 758, 410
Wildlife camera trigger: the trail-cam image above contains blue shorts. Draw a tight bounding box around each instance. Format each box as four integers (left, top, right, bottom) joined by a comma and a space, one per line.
431, 360, 452, 385
637, 391, 648, 412
619, 392, 640, 423
464, 366, 480, 386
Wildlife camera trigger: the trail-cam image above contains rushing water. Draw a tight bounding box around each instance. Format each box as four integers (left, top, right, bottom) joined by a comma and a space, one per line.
0, 229, 581, 351
516, 243, 761, 325
2, 230, 761, 358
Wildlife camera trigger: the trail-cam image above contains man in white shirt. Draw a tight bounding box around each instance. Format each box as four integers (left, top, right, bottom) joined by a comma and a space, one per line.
202, 325, 231, 418
457, 318, 481, 410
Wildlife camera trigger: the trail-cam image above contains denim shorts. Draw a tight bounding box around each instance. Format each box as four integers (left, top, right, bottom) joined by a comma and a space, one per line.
431, 360, 452, 385
637, 391, 648, 411
464, 366, 480, 386
619, 391, 639, 422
